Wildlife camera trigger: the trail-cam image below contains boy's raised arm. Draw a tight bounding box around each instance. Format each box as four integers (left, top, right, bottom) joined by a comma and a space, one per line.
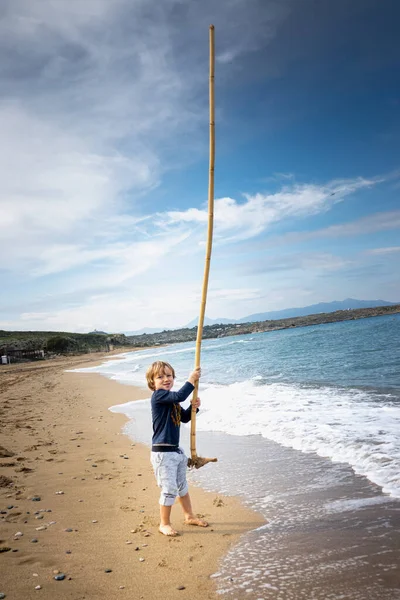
154, 367, 201, 404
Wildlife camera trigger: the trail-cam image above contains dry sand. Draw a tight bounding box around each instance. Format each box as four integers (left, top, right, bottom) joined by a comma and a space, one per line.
0, 353, 263, 600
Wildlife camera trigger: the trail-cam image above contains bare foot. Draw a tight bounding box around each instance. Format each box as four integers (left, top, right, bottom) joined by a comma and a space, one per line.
159, 524, 179, 536
184, 517, 209, 527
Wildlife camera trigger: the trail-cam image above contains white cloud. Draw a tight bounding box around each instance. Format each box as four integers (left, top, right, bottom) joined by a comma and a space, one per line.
0, 2, 203, 254
0, 105, 155, 239
1, 0, 291, 280
243, 251, 351, 276
250, 209, 400, 249
365, 246, 400, 255
165, 176, 381, 243
9, 281, 202, 333
208, 287, 261, 301
1, 1, 399, 332
31, 232, 192, 289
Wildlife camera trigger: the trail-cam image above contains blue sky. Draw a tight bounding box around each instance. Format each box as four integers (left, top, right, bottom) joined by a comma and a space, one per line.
1, 0, 399, 333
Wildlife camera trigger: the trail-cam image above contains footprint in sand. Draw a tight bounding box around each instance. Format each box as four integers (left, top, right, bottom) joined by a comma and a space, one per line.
0, 446, 15, 458
213, 497, 225, 507
0, 474, 14, 487
5, 512, 22, 523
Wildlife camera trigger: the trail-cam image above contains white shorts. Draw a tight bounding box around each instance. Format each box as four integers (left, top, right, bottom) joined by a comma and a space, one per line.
150, 449, 189, 506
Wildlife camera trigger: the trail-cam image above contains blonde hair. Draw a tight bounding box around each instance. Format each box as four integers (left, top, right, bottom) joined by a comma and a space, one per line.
146, 360, 175, 391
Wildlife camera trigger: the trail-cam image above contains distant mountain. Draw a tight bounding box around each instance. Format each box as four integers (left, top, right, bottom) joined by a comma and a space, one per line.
124, 326, 169, 336
184, 299, 397, 329
184, 316, 235, 328
236, 298, 397, 323
125, 317, 234, 335
125, 299, 398, 335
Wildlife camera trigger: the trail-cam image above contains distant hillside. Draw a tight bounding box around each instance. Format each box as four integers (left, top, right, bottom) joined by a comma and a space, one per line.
184, 316, 234, 328
0, 330, 130, 360
182, 298, 398, 329
125, 303, 400, 348
2, 303, 399, 362
236, 298, 398, 323
125, 317, 233, 335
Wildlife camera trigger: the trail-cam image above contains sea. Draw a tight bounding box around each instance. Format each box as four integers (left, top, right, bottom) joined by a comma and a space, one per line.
73, 314, 400, 599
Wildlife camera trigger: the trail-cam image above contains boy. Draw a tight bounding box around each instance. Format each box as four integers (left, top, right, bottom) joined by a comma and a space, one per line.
146, 360, 208, 536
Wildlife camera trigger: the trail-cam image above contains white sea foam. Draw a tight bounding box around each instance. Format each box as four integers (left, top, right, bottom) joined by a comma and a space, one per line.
324, 496, 394, 513
71, 357, 400, 497
194, 379, 400, 498
68, 319, 400, 499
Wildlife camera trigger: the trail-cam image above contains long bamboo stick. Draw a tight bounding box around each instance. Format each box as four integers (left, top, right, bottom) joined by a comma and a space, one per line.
188, 25, 217, 469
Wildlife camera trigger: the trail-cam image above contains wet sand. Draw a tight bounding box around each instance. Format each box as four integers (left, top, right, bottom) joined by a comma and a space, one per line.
0, 353, 263, 600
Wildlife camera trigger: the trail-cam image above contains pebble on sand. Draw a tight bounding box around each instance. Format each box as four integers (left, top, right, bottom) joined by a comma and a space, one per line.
104, 569, 112, 573
54, 574, 66, 581
35, 585, 41, 590
31, 539, 38, 543
31, 496, 41, 502
65, 528, 73, 532
177, 586, 186, 590
0, 593, 6, 599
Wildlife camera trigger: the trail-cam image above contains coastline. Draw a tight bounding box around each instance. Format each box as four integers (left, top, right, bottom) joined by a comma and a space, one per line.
0, 353, 263, 600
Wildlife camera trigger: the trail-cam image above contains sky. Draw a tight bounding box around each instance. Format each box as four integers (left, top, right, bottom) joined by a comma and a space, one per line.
1, 0, 400, 333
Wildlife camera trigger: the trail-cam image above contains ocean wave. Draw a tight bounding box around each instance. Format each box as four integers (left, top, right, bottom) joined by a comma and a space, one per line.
324, 495, 394, 513
195, 379, 400, 498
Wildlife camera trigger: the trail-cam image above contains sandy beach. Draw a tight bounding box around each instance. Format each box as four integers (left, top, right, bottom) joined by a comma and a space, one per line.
0, 352, 263, 600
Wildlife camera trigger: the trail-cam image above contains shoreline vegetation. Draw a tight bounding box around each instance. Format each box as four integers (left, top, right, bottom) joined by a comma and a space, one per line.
1, 304, 399, 362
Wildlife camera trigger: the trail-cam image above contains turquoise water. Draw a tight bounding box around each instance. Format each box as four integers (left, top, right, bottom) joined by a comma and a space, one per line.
73, 314, 400, 599
145, 313, 400, 390
76, 314, 400, 497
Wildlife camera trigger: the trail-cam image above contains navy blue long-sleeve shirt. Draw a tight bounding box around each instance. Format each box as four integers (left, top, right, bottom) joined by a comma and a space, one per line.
151, 381, 196, 448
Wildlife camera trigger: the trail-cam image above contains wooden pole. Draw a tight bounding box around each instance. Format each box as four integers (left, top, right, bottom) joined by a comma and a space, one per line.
188, 25, 217, 469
